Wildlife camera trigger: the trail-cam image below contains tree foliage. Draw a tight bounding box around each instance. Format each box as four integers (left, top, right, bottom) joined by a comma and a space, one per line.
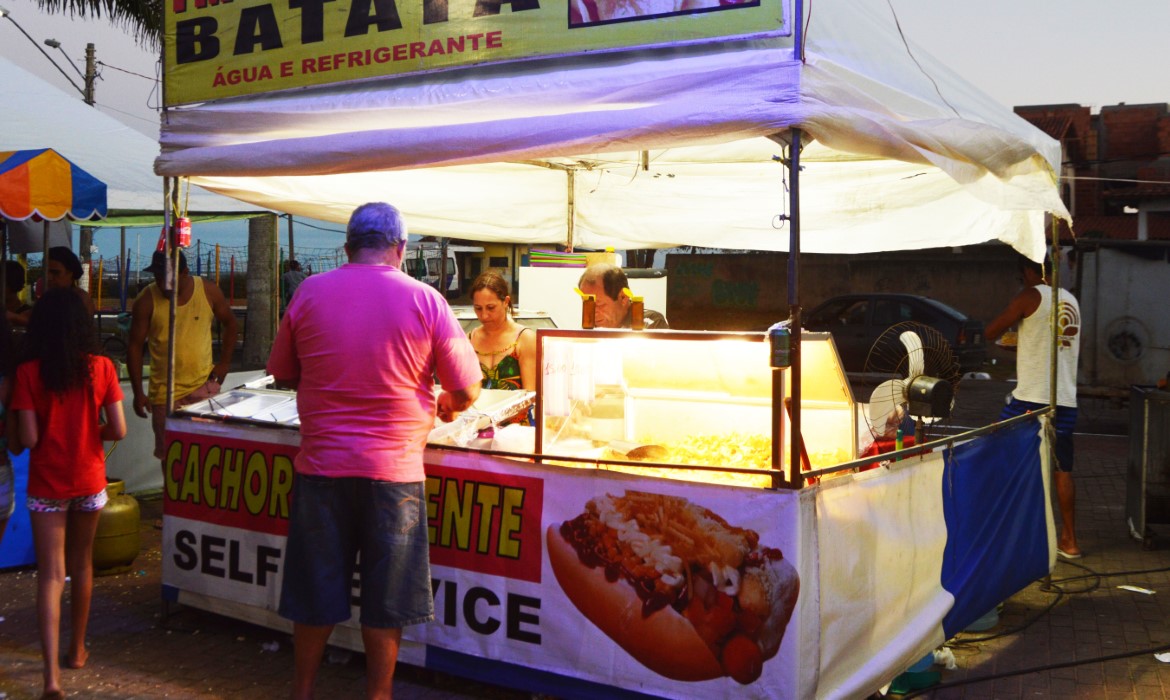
32, 0, 161, 48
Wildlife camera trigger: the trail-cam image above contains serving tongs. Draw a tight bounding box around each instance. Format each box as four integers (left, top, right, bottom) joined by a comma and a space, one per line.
608, 440, 669, 462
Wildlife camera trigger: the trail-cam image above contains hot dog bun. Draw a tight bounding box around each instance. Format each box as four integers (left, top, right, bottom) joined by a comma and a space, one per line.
546, 524, 723, 681
547, 491, 800, 685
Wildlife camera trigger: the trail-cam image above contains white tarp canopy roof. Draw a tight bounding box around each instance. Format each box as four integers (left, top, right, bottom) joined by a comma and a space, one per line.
1, 55, 263, 227
156, 0, 1068, 260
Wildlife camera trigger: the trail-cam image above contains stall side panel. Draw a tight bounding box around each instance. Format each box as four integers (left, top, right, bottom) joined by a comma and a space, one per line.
414, 448, 804, 700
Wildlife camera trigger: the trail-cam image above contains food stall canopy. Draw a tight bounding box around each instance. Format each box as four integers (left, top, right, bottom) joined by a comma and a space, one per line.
0, 148, 106, 221
156, 0, 1068, 259
0, 148, 105, 320
1, 56, 264, 227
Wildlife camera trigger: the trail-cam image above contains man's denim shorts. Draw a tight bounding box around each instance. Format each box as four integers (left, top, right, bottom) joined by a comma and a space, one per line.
278, 474, 433, 629
1001, 397, 1078, 472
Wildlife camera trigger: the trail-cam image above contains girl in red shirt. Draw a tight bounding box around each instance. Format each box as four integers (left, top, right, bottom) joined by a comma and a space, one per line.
9, 288, 126, 700
0, 314, 14, 545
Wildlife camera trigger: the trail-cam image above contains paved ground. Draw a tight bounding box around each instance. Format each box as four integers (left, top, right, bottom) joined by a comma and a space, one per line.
1, 379, 1166, 699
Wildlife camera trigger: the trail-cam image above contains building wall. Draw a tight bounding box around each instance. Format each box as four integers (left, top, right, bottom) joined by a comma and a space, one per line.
664, 245, 1027, 333
1099, 103, 1168, 163
1017, 102, 1170, 222
1077, 244, 1170, 388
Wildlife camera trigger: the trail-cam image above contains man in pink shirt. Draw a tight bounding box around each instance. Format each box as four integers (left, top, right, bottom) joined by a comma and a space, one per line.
267, 202, 481, 700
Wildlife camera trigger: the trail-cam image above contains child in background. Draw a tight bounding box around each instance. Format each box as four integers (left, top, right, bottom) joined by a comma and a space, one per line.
9, 288, 127, 700
0, 314, 13, 544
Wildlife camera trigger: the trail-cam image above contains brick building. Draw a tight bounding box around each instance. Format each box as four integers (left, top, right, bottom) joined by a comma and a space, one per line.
1016, 102, 1170, 241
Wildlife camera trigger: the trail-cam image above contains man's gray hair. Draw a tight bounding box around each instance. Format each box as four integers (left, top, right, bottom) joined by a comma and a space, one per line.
347, 202, 408, 252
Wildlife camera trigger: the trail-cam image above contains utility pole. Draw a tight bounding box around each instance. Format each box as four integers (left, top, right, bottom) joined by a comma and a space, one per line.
76, 43, 96, 275
84, 42, 95, 106
287, 214, 295, 263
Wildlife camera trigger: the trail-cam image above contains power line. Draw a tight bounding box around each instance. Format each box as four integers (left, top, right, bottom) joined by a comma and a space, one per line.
0, 7, 86, 100
287, 217, 346, 234
97, 59, 157, 83
94, 101, 157, 127
1063, 175, 1170, 185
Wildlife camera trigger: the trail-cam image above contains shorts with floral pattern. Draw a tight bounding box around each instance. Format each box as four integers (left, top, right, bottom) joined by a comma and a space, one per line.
27, 489, 109, 513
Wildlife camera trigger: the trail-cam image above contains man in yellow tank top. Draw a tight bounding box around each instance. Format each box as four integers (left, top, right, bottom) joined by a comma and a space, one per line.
127, 251, 239, 460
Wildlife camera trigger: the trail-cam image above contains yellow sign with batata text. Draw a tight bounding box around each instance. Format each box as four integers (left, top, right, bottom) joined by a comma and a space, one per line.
163, 0, 790, 106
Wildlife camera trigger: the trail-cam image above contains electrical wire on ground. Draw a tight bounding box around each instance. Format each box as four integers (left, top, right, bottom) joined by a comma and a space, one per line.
888, 557, 1170, 698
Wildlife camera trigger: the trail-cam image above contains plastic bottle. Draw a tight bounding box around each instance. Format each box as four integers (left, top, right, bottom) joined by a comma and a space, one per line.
581, 295, 595, 329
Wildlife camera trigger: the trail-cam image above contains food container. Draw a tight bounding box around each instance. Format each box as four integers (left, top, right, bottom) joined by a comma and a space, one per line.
428, 389, 535, 446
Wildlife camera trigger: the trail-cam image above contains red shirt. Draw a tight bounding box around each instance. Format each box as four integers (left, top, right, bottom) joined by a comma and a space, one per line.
10, 356, 124, 499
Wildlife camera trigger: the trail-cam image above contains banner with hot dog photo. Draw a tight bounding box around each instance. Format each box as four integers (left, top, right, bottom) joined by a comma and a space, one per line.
161, 415, 1053, 699
414, 448, 806, 698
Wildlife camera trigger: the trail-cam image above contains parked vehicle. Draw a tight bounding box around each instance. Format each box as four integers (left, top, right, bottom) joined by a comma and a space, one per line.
804, 293, 986, 372
404, 244, 460, 295
450, 306, 558, 334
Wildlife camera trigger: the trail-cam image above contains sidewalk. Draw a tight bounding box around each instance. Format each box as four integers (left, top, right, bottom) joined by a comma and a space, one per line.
0, 497, 527, 700
2, 383, 1166, 699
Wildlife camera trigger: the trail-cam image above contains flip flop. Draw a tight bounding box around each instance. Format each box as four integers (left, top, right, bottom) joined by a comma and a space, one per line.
1057, 547, 1083, 560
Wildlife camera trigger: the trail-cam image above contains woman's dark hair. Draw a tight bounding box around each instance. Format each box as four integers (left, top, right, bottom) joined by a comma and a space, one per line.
0, 313, 12, 380
48, 246, 84, 281
23, 288, 98, 393
4, 260, 26, 295
470, 270, 513, 314
1018, 253, 1051, 280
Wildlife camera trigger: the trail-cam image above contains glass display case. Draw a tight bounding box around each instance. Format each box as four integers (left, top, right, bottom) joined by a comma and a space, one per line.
177, 384, 534, 445
179, 387, 300, 426
535, 329, 856, 488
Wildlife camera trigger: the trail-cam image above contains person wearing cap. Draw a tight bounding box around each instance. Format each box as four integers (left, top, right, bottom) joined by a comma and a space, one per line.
267, 202, 481, 700
127, 250, 238, 460
577, 263, 669, 329
986, 253, 1082, 558
44, 246, 96, 317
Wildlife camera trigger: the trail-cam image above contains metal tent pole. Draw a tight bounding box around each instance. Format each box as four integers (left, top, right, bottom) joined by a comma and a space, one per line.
786, 129, 804, 490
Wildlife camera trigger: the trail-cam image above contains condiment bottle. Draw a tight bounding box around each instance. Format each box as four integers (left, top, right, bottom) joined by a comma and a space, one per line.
622, 288, 645, 330
576, 288, 596, 329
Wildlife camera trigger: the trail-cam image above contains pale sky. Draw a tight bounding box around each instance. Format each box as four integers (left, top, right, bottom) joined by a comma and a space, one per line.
2, 0, 1168, 138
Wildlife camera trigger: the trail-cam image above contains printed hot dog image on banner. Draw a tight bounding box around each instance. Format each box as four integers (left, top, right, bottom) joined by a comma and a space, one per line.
547, 490, 799, 685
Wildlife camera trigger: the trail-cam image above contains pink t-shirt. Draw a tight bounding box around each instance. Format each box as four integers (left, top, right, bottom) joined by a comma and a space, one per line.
266, 263, 481, 482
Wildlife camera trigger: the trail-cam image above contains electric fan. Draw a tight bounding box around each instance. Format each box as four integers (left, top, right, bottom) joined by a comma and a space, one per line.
863, 322, 962, 446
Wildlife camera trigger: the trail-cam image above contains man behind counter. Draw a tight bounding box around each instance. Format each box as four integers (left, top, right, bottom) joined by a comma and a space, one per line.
986, 253, 1082, 559
577, 263, 669, 329
267, 201, 482, 700
128, 250, 238, 461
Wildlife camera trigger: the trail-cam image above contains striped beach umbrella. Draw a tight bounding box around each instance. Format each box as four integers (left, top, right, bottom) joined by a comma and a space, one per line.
0, 148, 107, 300
0, 148, 107, 221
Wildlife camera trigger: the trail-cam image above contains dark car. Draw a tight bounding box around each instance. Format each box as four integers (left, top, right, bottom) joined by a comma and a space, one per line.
804, 293, 986, 373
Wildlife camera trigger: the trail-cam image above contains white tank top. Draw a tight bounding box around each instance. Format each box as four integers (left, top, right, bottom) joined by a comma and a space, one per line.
1015, 285, 1080, 407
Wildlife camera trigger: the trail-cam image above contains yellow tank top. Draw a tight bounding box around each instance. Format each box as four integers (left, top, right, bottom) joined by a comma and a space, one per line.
145, 277, 214, 404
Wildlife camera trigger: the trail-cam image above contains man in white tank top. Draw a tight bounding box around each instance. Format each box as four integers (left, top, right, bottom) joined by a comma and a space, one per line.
987, 255, 1081, 558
